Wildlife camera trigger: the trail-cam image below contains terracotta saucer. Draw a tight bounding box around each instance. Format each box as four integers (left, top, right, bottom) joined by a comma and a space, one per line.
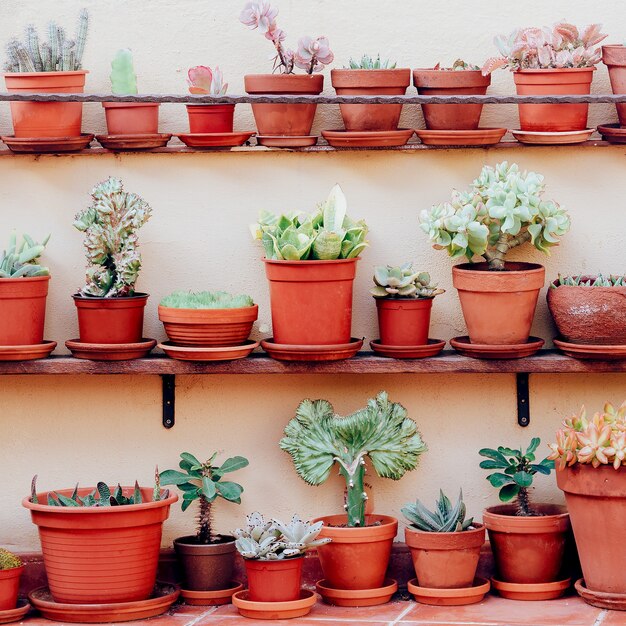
96, 133, 172, 150
0, 600, 30, 624
316, 578, 397, 607
492, 577, 570, 601
256, 135, 318, 148
511, 129, 593, 145
597, 123, 626, 144
415, 128, 506, 146
261, 337, 363, 361
554, 337, 626, 360
159, 340, 259, 361
65, 338, 157, 361
0, 340, 56, 361
180, 581, 243, 605
370, 338, 446, 359
232, 589, 316, 619
28, 582, 180, 623
322, 128, 414, 148
2, 134, 94, 153
450, 336, 544, 359
408, 577, 490, 606
575, 578, 626, 610
176, 132, 255, 148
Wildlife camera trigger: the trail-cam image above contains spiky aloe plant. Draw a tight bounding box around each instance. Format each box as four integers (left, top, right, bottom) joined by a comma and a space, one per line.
402, 489, 474, 532
280, 391, 427, 527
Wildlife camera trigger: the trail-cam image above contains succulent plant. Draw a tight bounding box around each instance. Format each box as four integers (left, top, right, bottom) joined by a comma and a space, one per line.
402, 489, 474, 532
371, 264, 444, 299
110, 49, 137, 94
73, 177, 152, 297
550, 274, 626, 288
187, 65, 228, 95
433, 59, 480, 71
0, 232, 50, 278
347, 54, 396, 69
0, 548, 22, 571
160, 291, 254, 309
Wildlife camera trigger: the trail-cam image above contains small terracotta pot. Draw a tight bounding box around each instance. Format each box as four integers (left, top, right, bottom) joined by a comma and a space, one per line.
313, 514, 398, 590
331, 69, 411, 131
376, 298, 432, 346
0, 276, 50, 345
602, 45, 626, 126
452, 262, 545, 345
405, 523, 485, 589
186, 104, 235, 133
483, 504, 570, 585
0, 565, 24, 610
245, 557, 303, 602
513, 68, 595, 132
408, 576, 490, 606
102, 103, 160, 135
73, 293, 149, 344
244, 74, 323, 136
316, 578, 397, 606
232, 589, 316, 619
174, 535, 236, 591
412, 69, 490, 130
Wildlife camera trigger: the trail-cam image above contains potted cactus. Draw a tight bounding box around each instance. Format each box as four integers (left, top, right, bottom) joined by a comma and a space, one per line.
602, 44, 626, 127
186, 66, 232, 133
0, 549, 24, 611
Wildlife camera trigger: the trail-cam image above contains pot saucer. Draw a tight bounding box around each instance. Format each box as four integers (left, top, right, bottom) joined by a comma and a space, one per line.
232, 589, 316, 619
176, 132, 255, 148
256, 135, 318, 148
2, 134, 94, 153
322, 128, 414, 148
492, 577, 570, 601
65, 338, 157, 361
408, 577, 490, 606
0, 340, 56, 361
553, 338, 626, 360
0, 600, 30, 624
316, 578, 397, 607
96, 133, 172, 150
370, 338, 446, 359
261, 337, 363, 361
28, 582, 180, 623
159, 340, 259, 361
511, 128, 593, 145
450, 336, 544, 359
597, 123, 626, 144
415, 127, 506, 146
575, 577, 626, 610
180, 581, 243, 606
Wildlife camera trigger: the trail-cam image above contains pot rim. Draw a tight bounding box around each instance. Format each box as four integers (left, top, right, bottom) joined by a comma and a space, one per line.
0, 275, 51, 283
313, 513, 398, 541
174, 534, 236, 545
513, 67, 597, 74
263, 257, 359, 265
453, 262, 544, 275
244, 555, 305, 567
331, 68, 411, 74
404, 522, 485, 548
3, 70, 89, 78
483, 503, 569, 533
158, 303, 257, 314
102, 102, 160, 109
0, 564, 25, 577
549, 275, 626, 288
72, 292, 149, 301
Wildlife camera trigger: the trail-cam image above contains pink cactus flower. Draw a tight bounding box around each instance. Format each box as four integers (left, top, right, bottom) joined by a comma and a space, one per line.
295, 36, 334, 73
239, 1, 278, 35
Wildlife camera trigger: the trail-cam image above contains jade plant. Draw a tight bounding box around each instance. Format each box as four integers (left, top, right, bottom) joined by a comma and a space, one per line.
73, 177, 152, 297
371, 264, 444, 299
550, 274, 626, 288
402, 489, 474, 532
419, 161, 571, 271
160, 291, 254, 309
347, 54, 396, 69
0, 232, 50, 278
0, 548, 22, 571
280, 391, 427, 527
479, 439, 554, 516
110, 49, 137, 94
187, 65, 228, 95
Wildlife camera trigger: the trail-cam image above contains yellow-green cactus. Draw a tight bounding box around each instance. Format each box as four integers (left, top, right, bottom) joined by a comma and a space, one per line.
0, 548, 22, 570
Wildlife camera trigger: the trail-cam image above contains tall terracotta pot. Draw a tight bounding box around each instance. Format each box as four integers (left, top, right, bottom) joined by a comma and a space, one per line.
186, 104, 235, 133
376, 298, 432, 346
0, 276, 50, 345
602, 45, 626, 126
245, 557, 303, 602
0, 565, 24, 610
174, 535, 236, 591
102, 103, 160, 134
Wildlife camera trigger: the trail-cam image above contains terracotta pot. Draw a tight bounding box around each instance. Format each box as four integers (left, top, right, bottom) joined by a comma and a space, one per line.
557, 464, 626, 595
0, 276, 50, 345
408, 576, 490, 606
264, 259, 358, 345
102, 103, 160, 135
483, 504, 570, 584
412, 69, 490, 130
0, 565, 24, 610
158, 304, 258, 347
315, 578, 397, 606
547, 278, 626, 345
452, 262, 545, 345
513, 68, 595, 132
376, 298, 432, 346
244, 557, 303, 602
174, 535, 236, 591
331, 69, 411, 131
602, 45, 626, 126
4, 71, 88, 137
232, 589, 316, 620
244, 74, 323, 135
313, 514, 398, 590
404, 523, 485, 589
186, 104, 235, 133
23, 486, 177, 604
73, 294, 149, 344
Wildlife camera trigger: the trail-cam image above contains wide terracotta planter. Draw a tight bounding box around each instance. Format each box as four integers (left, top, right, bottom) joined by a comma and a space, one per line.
264, 259, 357, 345
413, 70, 490, 130
245, 557, 303, 602
23, 486, 177, 604
376, 298, 432, 346
73, 294, 148, 344
452, 262, 545, 345
158, 304, 258, 347
186, 104, 235, 133
331, 69, 410, 131
4, 70, 88, 137
0, 276, 50, 345
244, 74, 323, 136
603, 45, 626, 126
313, 514, 397, 590
0, 565, 24, 610
103, 103, 160, 134
483, 504, 570, 584
513, 68, 595, 132
405, 523, 485, 589
174, 535, 236, 591
557, 464, 626, 595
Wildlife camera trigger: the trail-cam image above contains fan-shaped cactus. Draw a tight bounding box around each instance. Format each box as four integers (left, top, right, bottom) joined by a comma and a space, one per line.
402, 489, 474, 532
0, 232, 50, 278
0, 548, 22, 571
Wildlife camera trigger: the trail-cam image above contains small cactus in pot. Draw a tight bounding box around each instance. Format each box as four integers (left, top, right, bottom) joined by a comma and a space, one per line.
0, 548, 24, 611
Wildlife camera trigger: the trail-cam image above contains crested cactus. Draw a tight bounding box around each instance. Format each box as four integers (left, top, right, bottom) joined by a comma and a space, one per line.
0, 232, 50, 278
160, 291, 254, 309
402, 489, 474, 532
0, 548, 22, 571
110, 49, 138, 94
371, 264, 445, 299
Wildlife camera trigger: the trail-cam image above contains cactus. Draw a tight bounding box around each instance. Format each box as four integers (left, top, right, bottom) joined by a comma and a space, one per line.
550, 274, 626, 288
347, 53, 396, 69
402, 489, 474, 532
160, 291, 254, 309
0, 232, 50, 278
371, 264, 445, 299
110, 49, 137, 95
0, 548, 22, 571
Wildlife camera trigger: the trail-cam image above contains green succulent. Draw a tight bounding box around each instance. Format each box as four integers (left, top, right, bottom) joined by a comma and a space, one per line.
0, 232, 50, 278
551, 274, 626, 288
347, 54, 397, 69
0, 548, 22, 571
160, 291, 254, 309
434, 59, 480, 71
402, 489, 474, 532
371, 263, 445, 299
110, 48, 137, 94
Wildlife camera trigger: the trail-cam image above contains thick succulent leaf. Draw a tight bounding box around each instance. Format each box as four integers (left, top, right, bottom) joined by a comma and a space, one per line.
160, 469, 194, 485
512, 471, 533, 487
215, 480, 243, 503
478, 448, 509, 466
499, 483, 521, 502
487, 472, 514, 487
216, 456, 249, 475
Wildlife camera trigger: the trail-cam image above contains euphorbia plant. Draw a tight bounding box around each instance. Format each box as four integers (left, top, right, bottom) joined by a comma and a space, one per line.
187, 65, 228, 95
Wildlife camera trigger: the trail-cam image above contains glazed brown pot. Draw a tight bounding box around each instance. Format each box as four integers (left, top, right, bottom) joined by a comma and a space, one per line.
0, 276, 50, 345
186, 104, 235, 133
0, 565, 24, 610
412, 69, 491, 130
313, 514, 398, 590
102, 103, 160, 134
376, 298, 432, 346
483, 504, 570, 584
405, 523, 485, 589
244, 74, 323, 136
603, 45, 626, 126
174, 535, 236, 591
331, 68, 411, 131
245, 557, 303, 602
452, 262, 545, 345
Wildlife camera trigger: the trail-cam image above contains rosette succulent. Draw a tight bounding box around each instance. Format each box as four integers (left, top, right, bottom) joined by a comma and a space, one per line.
187, 65, 228, 95
402, 489, 474, 532
371, 264, 444, 299
550, 274, 626, 288
347, 54, 396, 69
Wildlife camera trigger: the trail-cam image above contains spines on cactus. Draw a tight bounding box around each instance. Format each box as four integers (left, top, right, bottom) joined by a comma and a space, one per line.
0, 548, 22, 571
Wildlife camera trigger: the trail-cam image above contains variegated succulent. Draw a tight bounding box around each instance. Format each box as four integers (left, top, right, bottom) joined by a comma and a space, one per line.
0, 232, 50, 278
187, 65, 228, 95
347, 54, 396, 69
371, 264, 444, 299
402, 489, 474, 532
550, 274, 626, 288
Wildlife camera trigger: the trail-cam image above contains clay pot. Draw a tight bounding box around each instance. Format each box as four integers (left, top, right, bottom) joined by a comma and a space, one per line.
158, 304, 258, 347
4, 71, 88, 137
0, 276, 50, 345
452, 262, 545, 345
0, 565, 24, 610
408, 576, 490, 606
376, 298, 432, 346
186, 104, 235, 133
547, 278, 626, 345
404, 523, 485, 589
315, 578, 397, 606
102, 103, 160, 134
331, 69, 411, 131
602, 45, 626, 126
23, 486, 177, 604
557, 464, 626, 595
232, 589, 316, 619
244, 557, 303, 602
73, 294, 149, 344
482, 504, 570, 584
244, 74, 323, 136
264, 259, 358, 345
412, 69, 490, 130
174, 535, 236, 591
313, 514, 398, 590
513, 68, 595, 132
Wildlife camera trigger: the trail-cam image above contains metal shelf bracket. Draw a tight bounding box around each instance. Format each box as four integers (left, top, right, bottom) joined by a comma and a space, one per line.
516, 373, 530, 427
162, 374, 175, 429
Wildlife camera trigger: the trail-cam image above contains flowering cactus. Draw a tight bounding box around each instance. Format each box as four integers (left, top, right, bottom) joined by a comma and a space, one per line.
187, 65, 228, 95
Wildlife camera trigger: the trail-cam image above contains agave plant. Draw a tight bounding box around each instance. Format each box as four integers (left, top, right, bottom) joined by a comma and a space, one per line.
0, 232, 50, 278
347, 54, 396, 69
371, 264, 444, 299
402, 489, 474, 532
550, 274, 626, 288
187, 65, 228, 95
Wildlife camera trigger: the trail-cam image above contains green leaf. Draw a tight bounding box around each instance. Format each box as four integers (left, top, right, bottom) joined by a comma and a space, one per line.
160, 470, 194, 486
526, 438, 540, 456
513, 471, 533, 487
531, 463, 552, 475
55, 492, 80, 507
499, 483, 521, 502
180, 452, 202, 468
215, 481, 244, 503
216, 456, 249, 475
479, 459, 506, 470
487, 472, 514, 488
479, 448, 509, 466
181, 499, 193, 512
201, 476, 217, 500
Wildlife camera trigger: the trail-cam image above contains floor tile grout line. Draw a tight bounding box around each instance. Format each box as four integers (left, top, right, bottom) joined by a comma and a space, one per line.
182, 606, 218, 626
593, 609, 609, 626
389, 603, 416, 625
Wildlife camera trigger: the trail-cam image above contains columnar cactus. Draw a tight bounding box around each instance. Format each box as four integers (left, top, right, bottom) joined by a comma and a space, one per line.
110, 49, 137, 94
